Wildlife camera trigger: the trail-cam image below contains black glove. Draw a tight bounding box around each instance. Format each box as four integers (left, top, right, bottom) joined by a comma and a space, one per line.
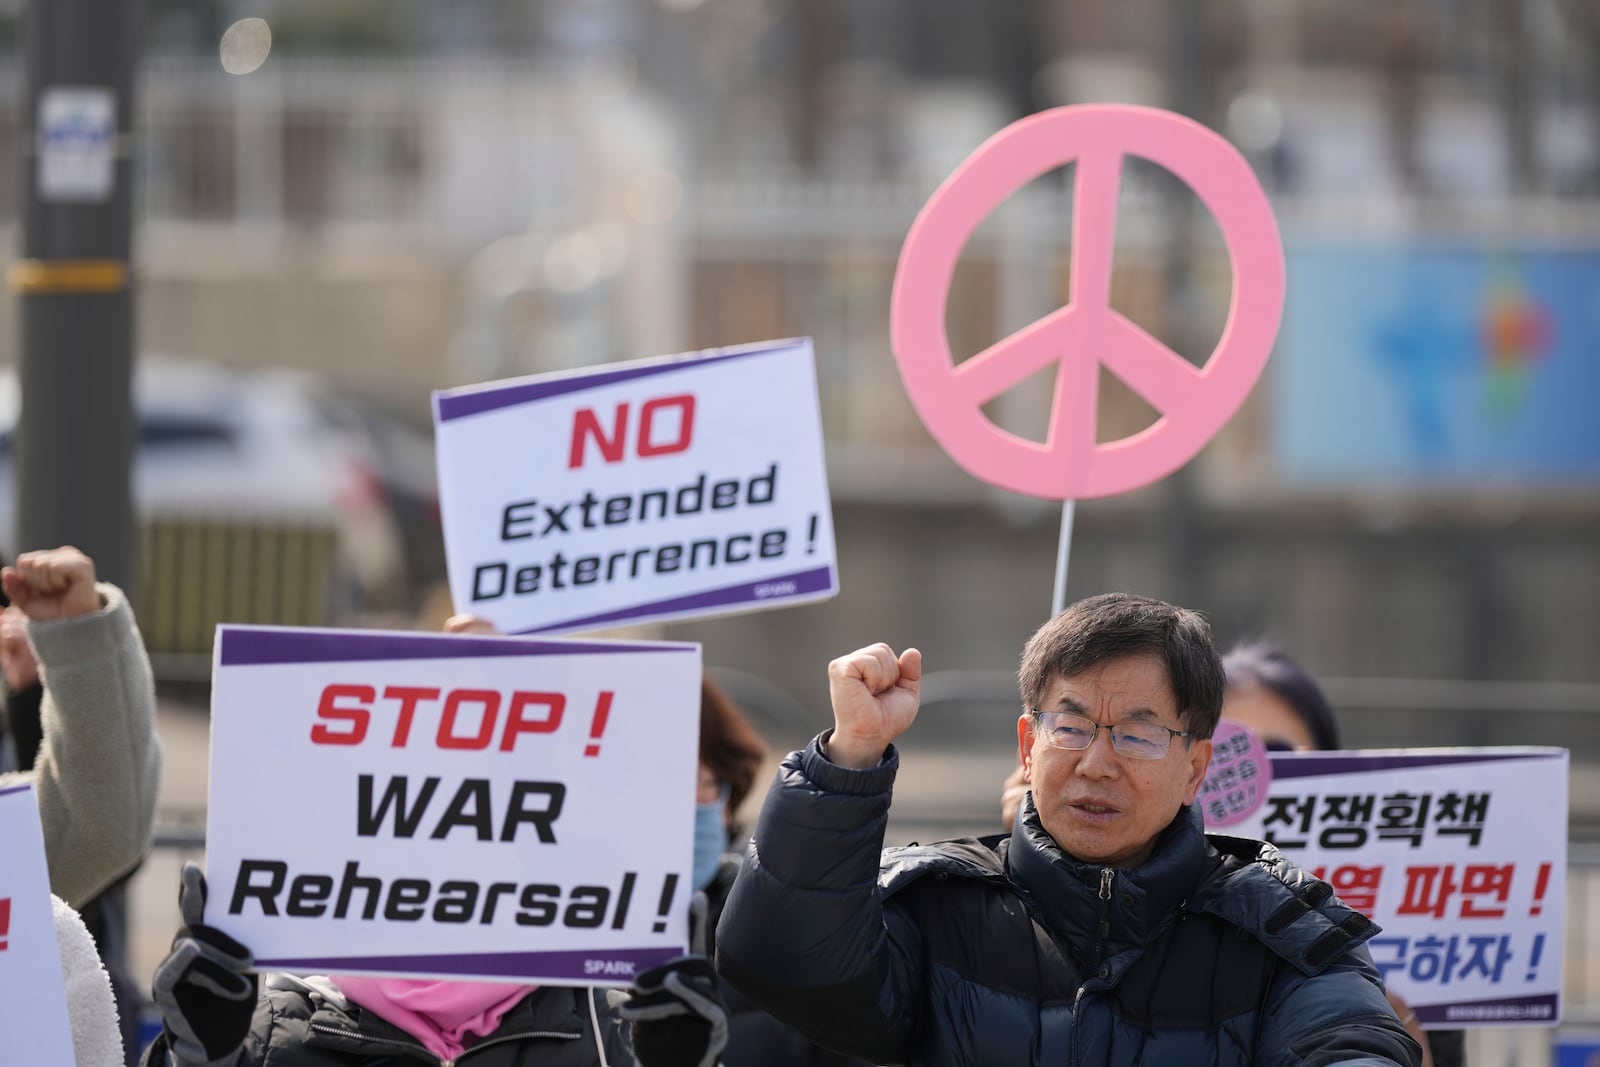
151, 862, 258, 1067
620, 955, 729, 1067
620, 892, 728, 1067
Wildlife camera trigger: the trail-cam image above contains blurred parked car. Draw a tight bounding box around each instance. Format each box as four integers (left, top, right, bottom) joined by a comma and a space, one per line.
307, 386, 445, 598
0, 358, 410, 630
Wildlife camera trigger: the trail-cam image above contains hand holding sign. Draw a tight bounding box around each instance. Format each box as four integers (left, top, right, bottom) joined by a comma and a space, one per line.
150, 863, 258, 1066
891, 105, 1284, 501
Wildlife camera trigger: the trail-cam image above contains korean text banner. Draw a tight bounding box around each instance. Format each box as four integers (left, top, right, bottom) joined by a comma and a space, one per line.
433, 338, 839, 635
1219, 747, 1567, 1028
0, 783, 76, 1061
207, 625, 702, 986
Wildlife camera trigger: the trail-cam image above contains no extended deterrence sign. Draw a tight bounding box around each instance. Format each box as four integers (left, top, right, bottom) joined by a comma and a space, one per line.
433, 338, 839, 635
207, 625, 702, 986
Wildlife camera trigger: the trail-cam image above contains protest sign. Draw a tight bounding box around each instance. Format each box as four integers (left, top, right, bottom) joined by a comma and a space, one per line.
889, 104, 1283, 610
892, 104, 1283, 502
1204, 746, 1567, 1027
0, 783, 76, 1062
1194, 720, 1272, 828
207, 625, 702, 986
434, 338, 838, 635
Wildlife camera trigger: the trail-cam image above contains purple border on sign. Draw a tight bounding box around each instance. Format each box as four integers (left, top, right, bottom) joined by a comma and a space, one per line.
257, 946, 681, 982
435, 341, 798, 422
217, 628, 697, 667
0, 783, 32, 799
522, 565, 835, 634
1268, 751, 1549, 781
1415, 993, 1559, 1026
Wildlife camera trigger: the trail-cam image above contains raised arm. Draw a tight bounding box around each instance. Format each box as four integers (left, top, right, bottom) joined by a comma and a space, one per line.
715, 643, 927, 1064
0, 547, 163, 907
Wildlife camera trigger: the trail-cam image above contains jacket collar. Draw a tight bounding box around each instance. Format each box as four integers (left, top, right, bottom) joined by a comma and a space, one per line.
302, 981, 585, 1058
1006, 795, 1213, 964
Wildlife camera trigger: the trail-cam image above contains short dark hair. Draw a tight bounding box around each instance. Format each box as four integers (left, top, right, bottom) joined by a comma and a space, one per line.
1222, 642, 1341, 751
698, 676, 767, 818
1018, 592, 1225, 740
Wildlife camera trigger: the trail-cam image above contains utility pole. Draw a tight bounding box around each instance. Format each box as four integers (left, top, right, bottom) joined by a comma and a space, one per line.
10, 0, 139, 592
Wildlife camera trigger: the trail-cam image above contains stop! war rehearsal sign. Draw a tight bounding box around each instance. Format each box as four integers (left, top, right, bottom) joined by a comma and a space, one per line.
207, 625, 702, 985
1209, 747, 1567, 1028
433, 338, 839, 635
0, 784, 75, 1062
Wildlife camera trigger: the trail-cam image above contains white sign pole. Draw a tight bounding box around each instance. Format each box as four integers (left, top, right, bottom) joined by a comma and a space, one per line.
1050, 499, 1076, 616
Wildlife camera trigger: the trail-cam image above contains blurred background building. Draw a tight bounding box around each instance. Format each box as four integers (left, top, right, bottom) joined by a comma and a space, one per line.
2, 0, 1598, 1059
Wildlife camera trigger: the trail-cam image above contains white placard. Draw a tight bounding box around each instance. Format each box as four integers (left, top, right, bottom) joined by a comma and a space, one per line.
1212, 747, 1567, 1028
207, 625, 702, 986
433, 338, 839, 635
38, 87, 115, 202
0, 783, 76, 1062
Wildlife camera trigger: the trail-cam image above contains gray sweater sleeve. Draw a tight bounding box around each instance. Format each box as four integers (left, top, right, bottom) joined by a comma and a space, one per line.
0, 582, 163, 908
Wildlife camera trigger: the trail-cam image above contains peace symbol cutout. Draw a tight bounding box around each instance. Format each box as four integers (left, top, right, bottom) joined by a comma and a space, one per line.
891, 104, 1285, 500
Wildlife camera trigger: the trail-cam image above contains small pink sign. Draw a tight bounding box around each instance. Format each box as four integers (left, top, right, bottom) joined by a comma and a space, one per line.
1198, 720, 1273, 828
891, 104, 1285, 500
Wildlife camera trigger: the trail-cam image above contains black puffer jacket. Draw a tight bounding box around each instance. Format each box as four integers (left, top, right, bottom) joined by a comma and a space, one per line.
717, 735, 1422, 1067
140, 976, 633, 1067
704, 855, 875, 1067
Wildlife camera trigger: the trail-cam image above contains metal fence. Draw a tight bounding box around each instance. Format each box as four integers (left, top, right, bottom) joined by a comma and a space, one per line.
136, 517, 341, 677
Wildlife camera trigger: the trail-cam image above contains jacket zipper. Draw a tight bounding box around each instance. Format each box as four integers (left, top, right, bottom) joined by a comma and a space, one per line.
1070, 867, 1116, 1067
306, 1021, 580, 1066
1094, 866, 1113, 960
307, 1023, 435, 1061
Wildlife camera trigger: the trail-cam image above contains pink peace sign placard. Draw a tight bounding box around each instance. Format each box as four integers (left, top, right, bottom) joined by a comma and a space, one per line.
891, 105, 1285, 500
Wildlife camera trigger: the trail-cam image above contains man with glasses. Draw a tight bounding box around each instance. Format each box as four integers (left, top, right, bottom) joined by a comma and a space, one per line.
716, 593, 1421, 1066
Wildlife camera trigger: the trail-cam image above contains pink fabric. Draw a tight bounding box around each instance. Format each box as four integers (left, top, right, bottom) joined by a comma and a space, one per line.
332, 976, 540, 1060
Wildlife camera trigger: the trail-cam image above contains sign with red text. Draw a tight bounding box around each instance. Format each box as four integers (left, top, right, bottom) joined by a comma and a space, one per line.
0, 783, 75, 1060
1216, 747, 1567, 1028
433, 338, 838, 635
207, 625, 702, 986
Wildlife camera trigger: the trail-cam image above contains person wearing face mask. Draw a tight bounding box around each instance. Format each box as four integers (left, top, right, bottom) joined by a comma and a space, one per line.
1222, 641, 1465, 1067
140, 860, 638, 1067
1220, 642, 1341, 753
140, 614, 732, 1067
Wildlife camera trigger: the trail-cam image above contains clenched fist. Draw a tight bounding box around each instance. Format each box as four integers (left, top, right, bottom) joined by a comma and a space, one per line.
825, 643, 922, 769
1, 546, 100, 622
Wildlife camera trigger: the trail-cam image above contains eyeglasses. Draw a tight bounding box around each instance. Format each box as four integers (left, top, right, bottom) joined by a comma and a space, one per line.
1029, 709, 1190, 760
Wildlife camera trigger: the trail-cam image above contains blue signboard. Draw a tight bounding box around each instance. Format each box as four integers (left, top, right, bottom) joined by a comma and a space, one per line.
1276, 243, 1600, 484
1554, 1032, 1600, 1067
